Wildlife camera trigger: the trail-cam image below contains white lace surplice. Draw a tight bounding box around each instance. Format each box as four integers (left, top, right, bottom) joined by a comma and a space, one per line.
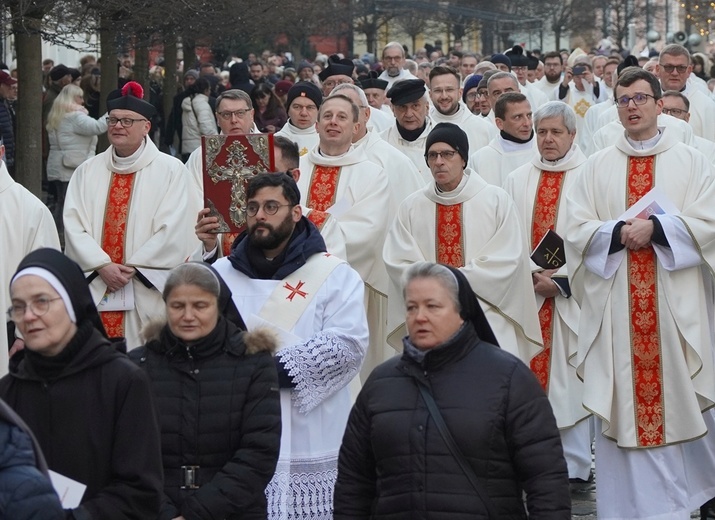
213, 259, 369, 519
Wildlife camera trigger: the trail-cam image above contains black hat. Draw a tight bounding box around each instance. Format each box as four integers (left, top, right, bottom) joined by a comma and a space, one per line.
318, 54, 355, 82
490, 53, 512, 70
505, 45, 529, 68
68, 68, 81, 81
526, 54, 540, 71
359, 70, 388, 90
425, 122, 470, 164
617, 55, 640, 77
286, 81, 322, 109
12, 248, 107, 338
386, 79, 426, 106
49, 64, 71, 82
106, 81, 157, 120
462, 74, 482, 102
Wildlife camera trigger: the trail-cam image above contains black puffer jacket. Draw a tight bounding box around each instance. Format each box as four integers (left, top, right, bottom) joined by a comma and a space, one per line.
334, 323, 570, 520
130, 317, 281, 520
0, 407, 64, 519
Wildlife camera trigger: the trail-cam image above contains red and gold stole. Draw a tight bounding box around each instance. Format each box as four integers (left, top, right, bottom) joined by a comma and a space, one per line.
221, 232, 239, 257
306, 165, 341, 230
626, 155, 664, 447
435, 204, 465, 267
529, 170, 566, 391
100, 172, 136, 338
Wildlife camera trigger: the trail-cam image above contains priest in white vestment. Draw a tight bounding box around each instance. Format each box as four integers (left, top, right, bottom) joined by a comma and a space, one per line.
0, 152, 60, 376
213, 172, 369, 519
565, 68, 715, 519
298, 95, 393, 382
378, 41, 419, 90
63, 82, 198, 349
384, 122, 543, 364
468, 92, 537, 187
661, 90, 715, 163
331, 84, 426, 379
380, 79, 434, 184
556, 62, 602, 151
504, 102, 591, 481
427, 65, 494, 154
275, 82, 322, 157
656, 44, 715, 142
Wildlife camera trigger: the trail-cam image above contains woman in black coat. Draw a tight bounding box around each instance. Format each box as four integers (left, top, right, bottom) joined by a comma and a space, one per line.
0, 248, 163, 519
334, 262, 571, 519
130, 262, 281, 520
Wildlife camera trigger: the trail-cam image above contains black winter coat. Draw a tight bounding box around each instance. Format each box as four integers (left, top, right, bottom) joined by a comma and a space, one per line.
334, 323, 571, 520
130, 317, 281, 520
0, 321, 164, 520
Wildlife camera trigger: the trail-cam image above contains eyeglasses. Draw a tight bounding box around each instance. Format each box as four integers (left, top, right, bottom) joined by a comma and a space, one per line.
662, 107, 688, 117
217, 109, 252, 120
466, 92, 479, 101
431, 87, 458, 95
244, 201, 293, 216
106, 117, 148, 128
7, 297, 62, 321
615, 93, 657, 108
660, 64, 689, 74
426, 150, 458, 162
322, 79, 353, 88
383, 56, 402, 62
512, 66, 528, 71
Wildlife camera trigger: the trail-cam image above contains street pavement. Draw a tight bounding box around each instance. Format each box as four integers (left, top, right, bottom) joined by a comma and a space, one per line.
569, 469, 705, 519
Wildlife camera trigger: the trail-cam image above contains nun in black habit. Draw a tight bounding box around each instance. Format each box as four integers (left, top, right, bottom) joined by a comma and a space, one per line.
334, 261, 571, 519
0, 248, 163, 519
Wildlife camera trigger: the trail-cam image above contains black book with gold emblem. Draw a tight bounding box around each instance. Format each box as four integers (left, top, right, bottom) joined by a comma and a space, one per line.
531, 229, 566, 270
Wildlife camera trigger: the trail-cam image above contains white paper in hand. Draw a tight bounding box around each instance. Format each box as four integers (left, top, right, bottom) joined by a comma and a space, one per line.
49, 470, 86, 508
97, 283, 134, 312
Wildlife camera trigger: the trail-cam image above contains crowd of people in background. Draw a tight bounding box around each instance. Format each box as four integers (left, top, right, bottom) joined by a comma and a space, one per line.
3, 33, 715, 519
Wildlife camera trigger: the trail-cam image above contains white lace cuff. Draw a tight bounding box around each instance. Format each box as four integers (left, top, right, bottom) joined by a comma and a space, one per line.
280, 331, 363, 414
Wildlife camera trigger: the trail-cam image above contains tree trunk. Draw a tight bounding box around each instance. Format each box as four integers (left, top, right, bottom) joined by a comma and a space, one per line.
133, 44, 150, 97
98, 16, 117, 153
13, 15, 43, 196
163, 39, 177, 126
554, 27, 561, 52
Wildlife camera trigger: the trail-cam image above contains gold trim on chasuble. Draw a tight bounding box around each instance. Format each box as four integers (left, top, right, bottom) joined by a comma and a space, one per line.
435, 204, 464, 267
626, 155, 665, 447
529, 170, 566, 392
306, 165, 342, 230
100, 172, 136, 338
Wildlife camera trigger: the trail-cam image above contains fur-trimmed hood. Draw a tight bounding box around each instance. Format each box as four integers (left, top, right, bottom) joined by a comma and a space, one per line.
139, 318, 278, 356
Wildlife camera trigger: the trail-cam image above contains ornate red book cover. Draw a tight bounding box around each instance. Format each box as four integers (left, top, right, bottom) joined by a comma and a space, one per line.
202, 133, 275, 233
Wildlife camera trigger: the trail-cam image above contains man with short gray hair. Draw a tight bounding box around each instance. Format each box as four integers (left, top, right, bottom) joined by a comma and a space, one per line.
378, 41, 418, 89
504, 101, 592, 482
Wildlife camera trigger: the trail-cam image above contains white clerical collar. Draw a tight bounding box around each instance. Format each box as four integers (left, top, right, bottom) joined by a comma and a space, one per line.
542, 145, 576, 166
318, 146, 352, 159
287, 121, 317, 135
113, 137, 146, 168
434, 172, 468, 194
498, 133, 534, 153
626, 129, 663, 151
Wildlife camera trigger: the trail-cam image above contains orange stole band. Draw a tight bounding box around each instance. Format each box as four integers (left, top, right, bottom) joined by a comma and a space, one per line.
435, 204, 464, 267
222, 232, 240, 257
100, 172, 136, 338
307, 166, 341, 211
306, 165, 341, 231
626, 155, 664, 447
529, 170, 566, 391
